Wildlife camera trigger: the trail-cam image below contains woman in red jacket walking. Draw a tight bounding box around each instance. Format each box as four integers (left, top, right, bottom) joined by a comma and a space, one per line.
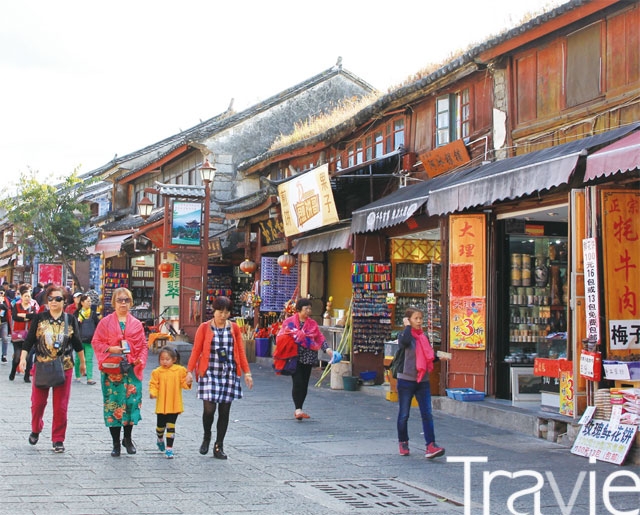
186, 296, 253, 459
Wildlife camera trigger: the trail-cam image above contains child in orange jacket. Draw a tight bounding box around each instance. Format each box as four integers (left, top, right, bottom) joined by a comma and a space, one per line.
149, 346, 192, 458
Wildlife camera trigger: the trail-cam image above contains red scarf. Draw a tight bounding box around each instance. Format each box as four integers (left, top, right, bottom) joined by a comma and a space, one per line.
413, 328, 434, 382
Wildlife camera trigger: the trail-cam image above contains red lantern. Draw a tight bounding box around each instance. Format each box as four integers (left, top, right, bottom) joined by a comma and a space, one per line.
158, 262, 173, 278
277, 252, 295, 274
239, 258, 257, 275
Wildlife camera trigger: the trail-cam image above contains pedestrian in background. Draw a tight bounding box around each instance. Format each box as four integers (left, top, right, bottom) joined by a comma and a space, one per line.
186, 296, 253, 460
396, 307, 449, 459
149, 346, 192, 459
0, 289, 12, 363
91, 287, 148, 457
10, 284, 39, 382
18, 284, 86, 453
74, 294, 99, 385
277, 298, 333, 420
65, 291, 82, 315
85, 285, 100, 309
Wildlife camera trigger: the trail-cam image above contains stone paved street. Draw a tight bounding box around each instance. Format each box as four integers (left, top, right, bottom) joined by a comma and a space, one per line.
1, 356, 638, 514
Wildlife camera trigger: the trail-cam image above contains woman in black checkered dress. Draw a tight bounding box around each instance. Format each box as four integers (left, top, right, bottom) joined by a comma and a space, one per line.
187, 297, 253, 459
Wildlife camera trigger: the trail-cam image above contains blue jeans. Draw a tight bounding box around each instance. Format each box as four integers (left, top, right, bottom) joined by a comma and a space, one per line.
397, 378, 436, 445
0, 322, 9, 358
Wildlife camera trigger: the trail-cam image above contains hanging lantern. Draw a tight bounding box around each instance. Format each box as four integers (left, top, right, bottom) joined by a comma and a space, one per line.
158, 262, 173, 278
277, 252, 295, 274
239, 258, 257, 275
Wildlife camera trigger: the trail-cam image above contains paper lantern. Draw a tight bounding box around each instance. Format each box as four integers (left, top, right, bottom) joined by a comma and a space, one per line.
239, 258, 257, 275
158, 262, 173, 278
277, 252, 295, 274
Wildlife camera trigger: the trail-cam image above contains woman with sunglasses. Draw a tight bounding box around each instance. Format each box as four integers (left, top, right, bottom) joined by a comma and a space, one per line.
17, 284, 85, 453
91, 287, 148, 457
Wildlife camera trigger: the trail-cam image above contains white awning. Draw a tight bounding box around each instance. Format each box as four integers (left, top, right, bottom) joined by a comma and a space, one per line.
94, 233, 133, 258
290, 226, 351, 254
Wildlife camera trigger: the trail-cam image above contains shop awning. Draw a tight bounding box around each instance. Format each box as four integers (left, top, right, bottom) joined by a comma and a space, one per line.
94, 233, 133, 258
0, 257, 14, 268
428, 124, 640, 216
350, 181, 431, 234
584, 130, 640, 182
291, 226, 351, 254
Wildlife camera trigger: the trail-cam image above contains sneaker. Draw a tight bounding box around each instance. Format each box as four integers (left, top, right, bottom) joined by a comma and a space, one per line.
425, 443, 445, 459
53, 441, 65, 453
28, 432, 39, 445
157, 440, 166, 452
1, 355, 7, 362
165, 449, 174, 459
398, 441, 410, 456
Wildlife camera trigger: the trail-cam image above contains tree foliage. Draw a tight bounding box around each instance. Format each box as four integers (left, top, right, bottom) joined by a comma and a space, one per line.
0, 170, 95, 288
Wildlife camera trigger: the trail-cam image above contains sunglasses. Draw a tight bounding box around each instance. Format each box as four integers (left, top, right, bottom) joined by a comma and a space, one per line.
116, 298, 132, 304
48, 296, 64, 302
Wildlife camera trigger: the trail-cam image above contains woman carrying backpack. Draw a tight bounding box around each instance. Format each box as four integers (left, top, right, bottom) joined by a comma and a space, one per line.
74, 294, 99, 385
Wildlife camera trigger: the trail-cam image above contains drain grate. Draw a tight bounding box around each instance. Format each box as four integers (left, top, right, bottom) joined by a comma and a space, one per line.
289, 478, 457, 512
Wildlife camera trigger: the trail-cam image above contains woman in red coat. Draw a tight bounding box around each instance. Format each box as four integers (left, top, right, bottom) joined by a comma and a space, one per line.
186, 296, 253, 459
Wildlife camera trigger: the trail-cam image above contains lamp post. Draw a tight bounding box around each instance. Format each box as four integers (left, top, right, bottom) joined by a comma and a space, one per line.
199, 158, 216, 322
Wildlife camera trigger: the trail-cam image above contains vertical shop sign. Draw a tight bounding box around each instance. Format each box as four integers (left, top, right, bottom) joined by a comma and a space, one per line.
449, 214, 486, 350
278, 164, 339, 237
38, 263, 63, 285
601, 190, 640, 357
582, 237, 600, 344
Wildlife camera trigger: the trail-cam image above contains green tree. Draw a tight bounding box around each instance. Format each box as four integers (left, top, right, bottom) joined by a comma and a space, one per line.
0, 170, 95, 290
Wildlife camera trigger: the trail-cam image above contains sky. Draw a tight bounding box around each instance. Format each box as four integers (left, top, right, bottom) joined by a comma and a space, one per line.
0, 0, 563, 184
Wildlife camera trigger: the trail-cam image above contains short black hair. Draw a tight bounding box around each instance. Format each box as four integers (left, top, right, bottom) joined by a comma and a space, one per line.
211, 296, 232, 312
295, 298, 312, 312
158, 345, 180, 364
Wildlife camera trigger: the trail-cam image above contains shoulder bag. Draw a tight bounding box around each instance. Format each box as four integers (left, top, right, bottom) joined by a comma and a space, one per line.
34, 314, 68, 389
390, 345, 406, 379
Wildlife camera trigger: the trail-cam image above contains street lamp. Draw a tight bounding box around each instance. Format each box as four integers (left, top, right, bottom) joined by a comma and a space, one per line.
199, 158, 216, 321
138, 196, 154, 220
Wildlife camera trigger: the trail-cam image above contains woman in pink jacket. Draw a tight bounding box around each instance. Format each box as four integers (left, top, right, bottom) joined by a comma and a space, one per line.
92, 288, 148, 457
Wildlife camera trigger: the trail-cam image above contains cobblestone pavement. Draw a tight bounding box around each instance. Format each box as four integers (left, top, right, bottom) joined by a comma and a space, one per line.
1, 356, 637, 514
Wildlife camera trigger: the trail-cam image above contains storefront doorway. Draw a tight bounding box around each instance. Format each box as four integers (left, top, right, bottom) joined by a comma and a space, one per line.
496, 206, 568, 403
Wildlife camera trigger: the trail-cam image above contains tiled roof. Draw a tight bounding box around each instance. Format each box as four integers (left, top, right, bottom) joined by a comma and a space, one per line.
238, 0, 587, 173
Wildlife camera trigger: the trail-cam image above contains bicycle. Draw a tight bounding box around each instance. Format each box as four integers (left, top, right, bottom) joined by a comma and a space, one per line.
145, 307, 179, 352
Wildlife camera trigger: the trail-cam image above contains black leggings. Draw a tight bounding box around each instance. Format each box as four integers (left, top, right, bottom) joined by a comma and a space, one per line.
110, 425, 133, 445
202, 401, 231, 445
291, 363, 313, 410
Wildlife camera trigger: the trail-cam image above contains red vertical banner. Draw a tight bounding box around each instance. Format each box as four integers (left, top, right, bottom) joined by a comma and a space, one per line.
38, 263, 63, 285
449, 214, 486, 350
601, 190, 640, 358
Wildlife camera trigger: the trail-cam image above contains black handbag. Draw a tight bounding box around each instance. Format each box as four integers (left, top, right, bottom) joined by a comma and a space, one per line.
35, 357, 65, 388
34, 314, 69, 389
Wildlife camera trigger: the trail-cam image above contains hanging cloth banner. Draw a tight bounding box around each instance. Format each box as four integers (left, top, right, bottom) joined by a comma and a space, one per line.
278, 164, 339, 237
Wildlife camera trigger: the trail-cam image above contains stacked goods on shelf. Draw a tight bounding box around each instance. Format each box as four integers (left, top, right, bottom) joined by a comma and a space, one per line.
351, 262, 391, 354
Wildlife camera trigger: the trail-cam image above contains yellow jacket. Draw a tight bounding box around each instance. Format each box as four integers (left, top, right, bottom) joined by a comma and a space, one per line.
149, 364, 191, 414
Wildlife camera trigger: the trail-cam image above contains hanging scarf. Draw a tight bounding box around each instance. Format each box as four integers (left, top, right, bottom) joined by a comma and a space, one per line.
413, 328, 434, 383
79, 307, 92, 322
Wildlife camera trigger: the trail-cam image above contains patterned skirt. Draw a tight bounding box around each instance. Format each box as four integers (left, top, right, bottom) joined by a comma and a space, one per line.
100, 370, 143, 427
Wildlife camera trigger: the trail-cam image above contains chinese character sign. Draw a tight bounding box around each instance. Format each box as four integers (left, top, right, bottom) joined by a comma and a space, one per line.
449, 214, 486, 350
277, 164, 339, 237
601, 190, 640, 357
582, 237, 600, 344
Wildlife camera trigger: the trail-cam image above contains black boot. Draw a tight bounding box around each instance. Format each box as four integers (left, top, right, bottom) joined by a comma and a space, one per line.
111, 443, 121, 457
199, 433, 211, 455
122, 438, 136, 455
9, 360, 17, 381
213, 442, 227, 460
